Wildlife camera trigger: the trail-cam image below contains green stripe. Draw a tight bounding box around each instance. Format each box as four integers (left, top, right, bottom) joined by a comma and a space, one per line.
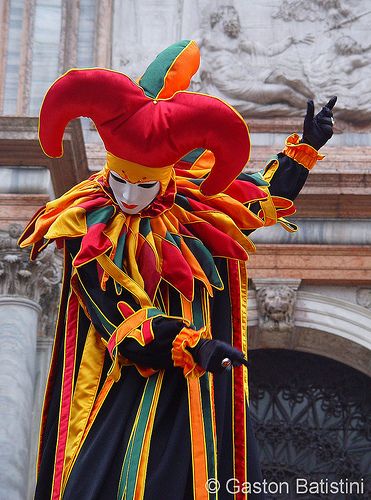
90, 300, 116, 335
191, 284, 204, 330
147, 307, 163, 318
117, 425, 136, 500
139, 40, 192, 98
117, 374, 159, 499
86, 206, 114, 226
139, 218, 151, 238
183, 236, 223, 289
113, 232, 127, 294
181, 148, 205, 164
200, 375, 217, 500
113, 231, 127, 267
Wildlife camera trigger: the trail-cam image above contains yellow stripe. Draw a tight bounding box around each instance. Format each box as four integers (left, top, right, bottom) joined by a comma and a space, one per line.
259, 188, 278, 226
62, 324, 106, 491
239, 262, 249, 400
207, 374, 218, 492
66, 376, 115, 480
262, 158, 280, 184
96, 253, 152, 307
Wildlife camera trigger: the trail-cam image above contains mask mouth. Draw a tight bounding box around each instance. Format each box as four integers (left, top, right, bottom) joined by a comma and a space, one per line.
121, 201, 139, 210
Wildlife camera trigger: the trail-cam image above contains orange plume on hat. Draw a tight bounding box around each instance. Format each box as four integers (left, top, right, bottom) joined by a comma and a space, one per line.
39, 45, 250, 196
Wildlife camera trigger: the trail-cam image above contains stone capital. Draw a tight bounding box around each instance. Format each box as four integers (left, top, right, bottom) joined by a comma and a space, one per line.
0, 224, 62, 336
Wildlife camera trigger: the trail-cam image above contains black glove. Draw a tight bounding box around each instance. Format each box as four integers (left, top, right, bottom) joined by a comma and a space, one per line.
187, 339, 249, 374
302, 96, 337, 150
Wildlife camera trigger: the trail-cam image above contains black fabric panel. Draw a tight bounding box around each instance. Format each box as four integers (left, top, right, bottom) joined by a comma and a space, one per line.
63, 367, 146, 500
247, 153, 309, 234
122, 317, 184, 369
265, 153, 309, 201
211, 259, 234, 489
144, 370, 192, 500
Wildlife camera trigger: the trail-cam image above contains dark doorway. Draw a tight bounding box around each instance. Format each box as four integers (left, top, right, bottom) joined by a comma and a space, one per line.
249, 349, 371, 499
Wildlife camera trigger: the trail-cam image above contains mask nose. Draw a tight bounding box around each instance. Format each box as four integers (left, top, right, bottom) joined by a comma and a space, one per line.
124, 184, 138, 204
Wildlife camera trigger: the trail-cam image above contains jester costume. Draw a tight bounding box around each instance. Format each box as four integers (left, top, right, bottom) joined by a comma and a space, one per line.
19, 41, 331, 500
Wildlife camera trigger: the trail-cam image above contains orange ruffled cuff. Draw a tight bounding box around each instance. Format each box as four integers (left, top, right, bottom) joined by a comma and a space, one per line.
283, 133, 325, 171
172, 326, 207, 378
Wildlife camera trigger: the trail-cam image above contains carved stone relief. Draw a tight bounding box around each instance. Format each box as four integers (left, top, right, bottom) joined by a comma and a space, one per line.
113, 0, 371, 123
192, 0, 371, 122
356, 288, 371, 309
0, 224, 62, 337
253, 279, 301, 333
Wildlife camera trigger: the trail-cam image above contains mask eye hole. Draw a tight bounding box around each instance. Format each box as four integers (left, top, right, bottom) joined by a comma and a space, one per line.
138, 182, 157, 189
110, 173, 127, 184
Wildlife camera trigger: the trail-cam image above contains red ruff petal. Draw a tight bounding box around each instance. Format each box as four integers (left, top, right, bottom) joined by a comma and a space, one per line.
174, 166, 200, 177
187, 198, 214, 211
78, 196, 111, 211
185, 222, 247, 260
161, 238, 194, 300
277, 206, 296, 217
73, 223, 112, 266
136, 238, 161, 300
224, 180, 267, 204
178, 223, 194, 237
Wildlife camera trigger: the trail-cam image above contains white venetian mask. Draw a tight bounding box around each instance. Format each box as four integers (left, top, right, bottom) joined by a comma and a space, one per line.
108, 172, 161, 214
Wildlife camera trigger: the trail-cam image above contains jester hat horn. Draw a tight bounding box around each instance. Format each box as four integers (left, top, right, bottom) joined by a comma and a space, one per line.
39, 40, 250, 196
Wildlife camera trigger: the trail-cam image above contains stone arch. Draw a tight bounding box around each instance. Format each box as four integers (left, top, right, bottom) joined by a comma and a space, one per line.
248, 289, 371, 376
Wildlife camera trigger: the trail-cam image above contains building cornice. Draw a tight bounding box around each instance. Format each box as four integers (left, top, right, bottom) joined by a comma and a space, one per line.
0, 116, 89, 197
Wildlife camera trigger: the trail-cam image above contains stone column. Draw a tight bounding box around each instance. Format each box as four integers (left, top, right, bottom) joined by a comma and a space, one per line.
0, 224, 61, 500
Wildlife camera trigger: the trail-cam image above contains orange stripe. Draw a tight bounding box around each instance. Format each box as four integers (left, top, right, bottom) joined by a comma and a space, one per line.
181, 296, 193, 322
188, 378, 209, 500
156, 40, 200, 99
62, 325, 106, 491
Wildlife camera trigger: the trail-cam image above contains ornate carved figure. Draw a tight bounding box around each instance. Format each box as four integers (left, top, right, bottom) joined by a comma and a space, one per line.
197, 5, 314, 117
256, 286, 297, 332
192, 1, 371, 121
356, 288, 371, 309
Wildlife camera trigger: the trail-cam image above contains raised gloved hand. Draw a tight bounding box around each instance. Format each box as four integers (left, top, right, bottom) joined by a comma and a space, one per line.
302, 96, 337, 150
187, 339, 249, 374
